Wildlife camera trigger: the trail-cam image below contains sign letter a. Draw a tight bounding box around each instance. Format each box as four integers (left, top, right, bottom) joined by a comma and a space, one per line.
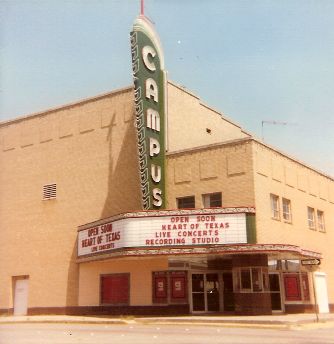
146, 78, 158, 103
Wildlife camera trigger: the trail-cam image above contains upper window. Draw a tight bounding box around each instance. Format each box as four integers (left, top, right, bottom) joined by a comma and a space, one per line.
307, 207, 315, 229
177, 196, 195, 209
282, 198, 292, 223
202, 192, 222, 208
43, 183, 57, 200
317, 210, 325, 232
270, 194, 280, 220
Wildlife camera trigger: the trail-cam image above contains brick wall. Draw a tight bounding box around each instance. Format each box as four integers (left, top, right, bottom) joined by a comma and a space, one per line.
252, 141, 334, 306
0, 87, 142, 311
166, 140, 255, 209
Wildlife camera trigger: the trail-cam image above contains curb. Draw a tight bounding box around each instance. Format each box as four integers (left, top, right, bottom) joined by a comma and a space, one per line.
1, 316, 334, 329
0, 317, 127, 326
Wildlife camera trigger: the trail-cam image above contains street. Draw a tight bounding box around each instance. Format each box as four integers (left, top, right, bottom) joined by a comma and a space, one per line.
1, 323, 334, 344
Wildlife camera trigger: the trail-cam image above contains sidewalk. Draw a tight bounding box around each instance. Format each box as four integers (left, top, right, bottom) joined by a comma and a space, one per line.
1, 313, 334, 329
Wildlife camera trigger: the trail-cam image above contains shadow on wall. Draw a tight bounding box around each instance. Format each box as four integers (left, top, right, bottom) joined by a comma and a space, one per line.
100, 111, 142, 219
65, 103, 142, 310
66, 240, 79, 309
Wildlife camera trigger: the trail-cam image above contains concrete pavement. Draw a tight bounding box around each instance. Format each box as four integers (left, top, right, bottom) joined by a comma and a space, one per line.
1, 313, 334, 329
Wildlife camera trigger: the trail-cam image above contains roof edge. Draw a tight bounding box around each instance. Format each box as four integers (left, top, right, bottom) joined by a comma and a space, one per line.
166, 137, 253, 157
167, 80, 252, 137
0, 85, 133, 127
253, 138, 334, 181
167, 137, 334, 181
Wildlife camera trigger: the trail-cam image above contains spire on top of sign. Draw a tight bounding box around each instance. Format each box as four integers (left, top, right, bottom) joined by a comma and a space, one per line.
141, 0, 144, 16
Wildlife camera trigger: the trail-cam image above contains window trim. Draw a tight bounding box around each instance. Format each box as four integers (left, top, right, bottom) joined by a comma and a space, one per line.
270, 194, 280, 220
282, 198, 292, 223
176, 196, 195, 209
202, 192, 222, 208
317, 210, 326, 232
307, 207, 316, 230
234, 267, 268, 293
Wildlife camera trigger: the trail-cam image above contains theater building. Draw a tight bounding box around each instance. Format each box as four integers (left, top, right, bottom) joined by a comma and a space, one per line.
1, 15, 333, 316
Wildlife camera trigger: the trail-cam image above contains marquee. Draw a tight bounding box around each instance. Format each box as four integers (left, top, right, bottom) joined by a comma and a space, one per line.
78, 210, 250, 258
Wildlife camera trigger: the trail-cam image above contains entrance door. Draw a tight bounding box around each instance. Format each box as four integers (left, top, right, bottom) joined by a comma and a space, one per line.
314, 272, 329, 313
206, 273, 220, 311
191, 273, 219, 312
222, 272, 234, 311
269, 273, 283, 312
13, 278, 29, 316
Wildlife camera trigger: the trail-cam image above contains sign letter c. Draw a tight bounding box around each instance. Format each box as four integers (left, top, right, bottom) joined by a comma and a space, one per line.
142, 46, 156, 71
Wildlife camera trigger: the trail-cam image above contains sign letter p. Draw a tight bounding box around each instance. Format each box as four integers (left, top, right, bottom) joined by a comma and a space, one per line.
149, 137, 160, 157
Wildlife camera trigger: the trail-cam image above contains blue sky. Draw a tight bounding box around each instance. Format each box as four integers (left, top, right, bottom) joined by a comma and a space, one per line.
1, 0, 334, 175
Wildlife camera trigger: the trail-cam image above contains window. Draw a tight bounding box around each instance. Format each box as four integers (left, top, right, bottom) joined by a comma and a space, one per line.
100, 274, 129, 305
282, 198, 292, 223
270, 194, 280, 220
240, 269, 252, 290
43, 183, 56, 200
317, 210, 325, 232
270, 260, 311, 302
235, 267, 267, 292
202, 192, 222, 208
307, 207, 315, 229
177, 196, 195, 209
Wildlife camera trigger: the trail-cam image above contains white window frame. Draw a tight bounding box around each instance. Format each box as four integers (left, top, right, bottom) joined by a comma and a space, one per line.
177, 196, 195, 209
307, 207, 316, 230
234, 267, 267, 293
282, 198, 292, 223
317, 210, 325, 232
202, 192, 222, 208
270, 194, 280, 220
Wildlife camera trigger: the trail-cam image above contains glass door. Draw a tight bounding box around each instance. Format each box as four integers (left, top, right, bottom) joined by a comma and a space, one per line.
192, 274, 205, 311
191, 273, 220, 312
269, 272, 283, 312
206, 273, 219, 311
222, 272, 234, 311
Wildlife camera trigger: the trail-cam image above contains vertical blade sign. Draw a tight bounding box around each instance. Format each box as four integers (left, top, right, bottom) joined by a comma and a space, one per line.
130, 16, 166, 210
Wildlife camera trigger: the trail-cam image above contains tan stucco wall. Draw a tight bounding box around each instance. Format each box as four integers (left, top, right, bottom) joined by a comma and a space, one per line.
252, 141, 334, 304
0, 83, 250, 310
0, 88, 142, 310
167, 82, 250, 152
1, 83, 334, 312
166, 140, 255, 209
78, 257, 168, 306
